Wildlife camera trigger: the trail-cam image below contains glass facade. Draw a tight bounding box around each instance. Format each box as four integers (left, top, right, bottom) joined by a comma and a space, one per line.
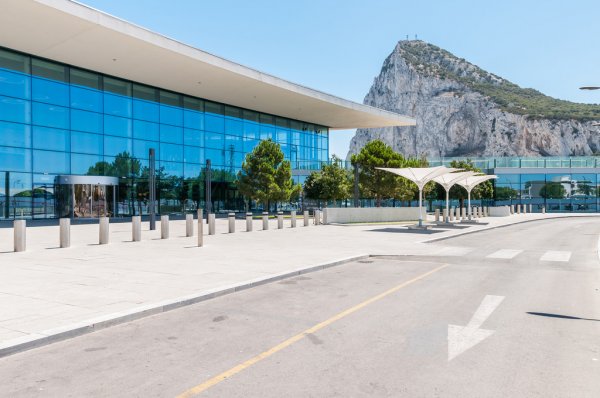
0, 47, 329, 219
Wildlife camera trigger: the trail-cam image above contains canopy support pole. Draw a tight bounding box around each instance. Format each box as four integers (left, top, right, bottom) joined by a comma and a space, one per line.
467, 189, 472, 220
445, 188, 450, 223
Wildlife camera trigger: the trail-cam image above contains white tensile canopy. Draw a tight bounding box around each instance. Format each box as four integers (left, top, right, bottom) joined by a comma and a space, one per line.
432, 171, 478, 223
377, 166, 460, 227
455, 174, 498, 220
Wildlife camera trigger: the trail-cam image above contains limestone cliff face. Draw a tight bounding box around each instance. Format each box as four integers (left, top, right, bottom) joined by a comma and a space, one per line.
348, 41, 600, 159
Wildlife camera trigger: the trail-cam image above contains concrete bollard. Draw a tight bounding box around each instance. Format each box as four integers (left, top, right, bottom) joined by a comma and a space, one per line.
228, 212, 235, 233
510, 205, 515, 214
483, 207, 488, 217
246, 213, 253, 232
303, 210, 309, 226
161, 215, 169, 239
455, 207, 460, 220
197, 209, 203, 247
14, 219, 26, 252
434, 209, 440, 222
529, 204, 533, 213
277, 211, 283, 229
314, 210, 320, 226
450, 207, 456, 222
208, 213, 216, 235
99, 217, 109, 245
442, 208, 448, 222
542, 206, 546, 214
186, 213, 194, 237
517, 204, 521, 214
523, 204, 527, 214
461, 208, 466, 220
291, 210, 297, 228
322, 209, 327, 225
132, 216, 141, 242
60, 218, 70, 248
262, 212, 269, 230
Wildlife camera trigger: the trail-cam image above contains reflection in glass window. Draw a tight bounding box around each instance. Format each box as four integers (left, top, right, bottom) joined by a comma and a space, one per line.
33, 150, 69, 174
184, 129, 203, 147
0, 121, 31, 148
184, 109, 203, 130
160, 161, 183, 177
104, 135, 132, 157
184, 162, 202, 178
160, 143, 183, 162
0, 146, 31, 172
205, 148, 224, 166
205, 131, 224, 149
71, 131, 102, 155
133, 139, 158, 160
160, 104, 183, 126
72, 153, 103, 175
160, 124, 183, 144
184, 146, 203, 164
33, 126, 69, 152
133, 119, 159, 141
133, 98, 159, 122
71, 109, 102, 134
104, 92, 132, 118
32, 102, 68, 129
104, 115, 132, 137
0, 95, 30, 124
70, 85, 102, 112
0, 69, 30, 99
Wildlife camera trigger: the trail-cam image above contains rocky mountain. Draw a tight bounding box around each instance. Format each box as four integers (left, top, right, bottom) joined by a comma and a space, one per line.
348, 40, 600, 159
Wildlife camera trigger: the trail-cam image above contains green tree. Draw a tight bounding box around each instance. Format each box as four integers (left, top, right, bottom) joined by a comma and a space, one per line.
446, 159, 494, 208
304, 155, 352, 206
495, 186, 518, 200
350, 140, 406, 207
237, 139, 300, 210
539, 182, 566, 199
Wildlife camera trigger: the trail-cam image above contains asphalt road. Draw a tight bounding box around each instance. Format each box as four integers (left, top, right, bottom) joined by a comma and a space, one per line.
1, 217, 599, 397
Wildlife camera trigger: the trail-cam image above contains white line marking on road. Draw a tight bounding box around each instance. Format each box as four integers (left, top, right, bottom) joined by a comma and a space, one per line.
486, 249, 523, 259
540, 251, 571, 262
435, 246, 474, 256
448, 295, 505, 361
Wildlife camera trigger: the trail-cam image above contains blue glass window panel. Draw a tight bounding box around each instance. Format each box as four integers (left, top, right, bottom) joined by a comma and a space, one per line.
133, 119, 159, 141
133, 98, 159, 122
160, 161, 183, 177
160, 124, 183, 144
243, 121, 259, 140
225, 118, 243, 136
184, 109, 203, 130
205, 148, 224, 166
276, 128, 289, 144
205, 114, 224, 133
0, 95, 30, 124
133, 140, 158, 160
184, 146, 204, 164
33, 126, 70, 152
70, 86, 102, 112
0, 146, 31, 172
184, 129, 203, 147
0, 69, 30, 99
104, 93, 132, 118
104, 115, 132, 137
160, 143, 183, 162
243, 139, 259, 153
224, 135, 244, 152
0, 121, 31, 148
231, 151, 245, 166
32, 102, 69, 129
32, 77, 69, 106
260, 125, 275, 141
71, 109, 102, 133
104, 135, 132, 157
159, 104, 183, 126
184, 162, 202, 178
71, 153, 103, 175
205, 131, 224, 149
33, 150, 69, 174
71, 131, 102, 155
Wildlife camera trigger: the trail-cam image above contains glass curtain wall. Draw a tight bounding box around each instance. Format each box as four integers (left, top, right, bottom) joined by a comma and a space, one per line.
0, 47, 329, 218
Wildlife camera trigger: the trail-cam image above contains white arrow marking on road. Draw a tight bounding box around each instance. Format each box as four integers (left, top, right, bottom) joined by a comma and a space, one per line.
448, 295, 505, 361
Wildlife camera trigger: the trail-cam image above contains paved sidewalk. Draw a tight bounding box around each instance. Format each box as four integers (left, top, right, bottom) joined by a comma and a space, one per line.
0, 212, 596, 354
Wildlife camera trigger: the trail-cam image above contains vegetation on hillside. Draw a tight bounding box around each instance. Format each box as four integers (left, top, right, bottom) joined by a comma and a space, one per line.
399, 41, 600, 121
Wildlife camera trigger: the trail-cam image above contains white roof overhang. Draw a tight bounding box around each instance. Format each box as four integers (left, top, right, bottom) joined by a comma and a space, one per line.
0, 0, 416, 130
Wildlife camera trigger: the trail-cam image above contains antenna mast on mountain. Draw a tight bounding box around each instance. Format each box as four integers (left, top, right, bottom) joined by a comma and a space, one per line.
415, 34, 418, 40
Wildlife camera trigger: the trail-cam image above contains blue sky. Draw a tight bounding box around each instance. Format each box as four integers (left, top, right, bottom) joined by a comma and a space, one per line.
82, 0, 600, 158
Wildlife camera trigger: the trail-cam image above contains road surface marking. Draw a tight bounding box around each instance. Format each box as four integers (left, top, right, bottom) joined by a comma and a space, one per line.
486, 249, 523, 259
540, 251, 571, 262
176, 263, 449, 398
448, 295, 505, 361
435, 246, 474, 256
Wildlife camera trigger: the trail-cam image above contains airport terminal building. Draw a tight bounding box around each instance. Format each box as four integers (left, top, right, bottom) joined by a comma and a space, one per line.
0, 0, 414, 219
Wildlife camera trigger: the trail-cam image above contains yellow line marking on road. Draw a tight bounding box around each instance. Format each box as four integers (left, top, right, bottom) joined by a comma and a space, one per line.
176, 263, 449, 398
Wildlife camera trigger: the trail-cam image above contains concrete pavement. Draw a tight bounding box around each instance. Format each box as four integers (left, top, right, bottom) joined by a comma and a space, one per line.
0, 217, 598, 397
0, 212, 597, 356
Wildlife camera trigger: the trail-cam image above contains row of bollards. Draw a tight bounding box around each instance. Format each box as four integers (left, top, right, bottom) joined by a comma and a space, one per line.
9, 209, 321, 252
434, 206, 490, 222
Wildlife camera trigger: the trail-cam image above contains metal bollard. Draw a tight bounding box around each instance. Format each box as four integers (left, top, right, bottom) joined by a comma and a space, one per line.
246, 213, 253, 232
208, 213, 216, 235
303, 210, 309, 226
186, 213, 194, 237
529, 204, 533, 213
228, 212, 235, 233
291, 210, 297, 228
161, 215, 169, 239
277, 211, 283, 229
197, 209, 203, 247
99, 217, 109, 245
434, 209, 440, 222
132, 216, 141, 242
60, 218, 70, 248
262, 212, 269, 230
14, 219, 26, 252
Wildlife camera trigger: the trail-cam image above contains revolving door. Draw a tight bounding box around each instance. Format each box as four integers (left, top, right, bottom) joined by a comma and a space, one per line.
55, 175, 119, 218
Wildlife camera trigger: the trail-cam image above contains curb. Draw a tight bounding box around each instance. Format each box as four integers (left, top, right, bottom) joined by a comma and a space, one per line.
420, 214, 600, 244
0, 254, 369, 358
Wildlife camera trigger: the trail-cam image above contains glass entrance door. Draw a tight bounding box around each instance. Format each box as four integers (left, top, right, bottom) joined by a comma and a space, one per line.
73, 184, 114, 218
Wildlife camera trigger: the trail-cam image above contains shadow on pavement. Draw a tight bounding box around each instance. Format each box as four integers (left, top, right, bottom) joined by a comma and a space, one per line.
367, 228, 444, 235
527, 312, 600, 322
